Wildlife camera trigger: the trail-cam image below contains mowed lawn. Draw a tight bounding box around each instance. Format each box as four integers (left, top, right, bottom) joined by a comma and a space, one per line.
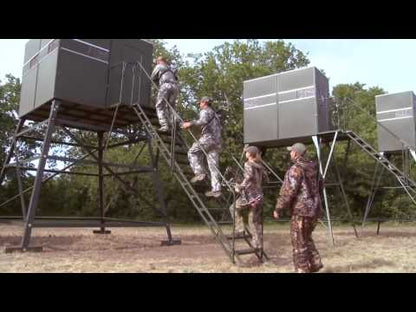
0, 222, 415, 273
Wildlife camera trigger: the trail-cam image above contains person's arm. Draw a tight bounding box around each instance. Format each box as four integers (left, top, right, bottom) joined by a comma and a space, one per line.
274, 165, 303, 216
262, 167, 270, 184
239, 162, 253, 190
190, 109, 212, 127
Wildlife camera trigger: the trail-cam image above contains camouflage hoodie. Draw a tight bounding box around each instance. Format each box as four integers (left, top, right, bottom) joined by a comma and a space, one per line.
240, 160, 267, 203
275, 157, 324, 218
151, 64, 178, 86
190, 106, 222, 146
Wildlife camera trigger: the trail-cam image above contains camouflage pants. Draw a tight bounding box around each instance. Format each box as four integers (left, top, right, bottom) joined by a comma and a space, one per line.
229, 197, 263, 249
290, 215, 323, 273
188, 137, 221, 192
155, 83, 179, 128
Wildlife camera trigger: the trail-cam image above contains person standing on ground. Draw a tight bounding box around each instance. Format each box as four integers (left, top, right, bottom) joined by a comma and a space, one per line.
273, 143, 324, 273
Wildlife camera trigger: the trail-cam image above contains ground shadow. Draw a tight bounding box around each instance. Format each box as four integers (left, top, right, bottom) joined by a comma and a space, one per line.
360, 230, 416, 238
323, 258, 395, 273
0, 235, 84, 250
0, 234, 169, 252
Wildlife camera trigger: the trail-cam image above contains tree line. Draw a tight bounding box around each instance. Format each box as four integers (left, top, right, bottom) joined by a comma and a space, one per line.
1, 39, 415, 223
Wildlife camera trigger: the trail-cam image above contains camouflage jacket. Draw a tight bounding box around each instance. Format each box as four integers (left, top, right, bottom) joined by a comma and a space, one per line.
275, 157, 324, 218
239, 160, 267, 202
151, 64, 178, 85
190, 107, 222, 144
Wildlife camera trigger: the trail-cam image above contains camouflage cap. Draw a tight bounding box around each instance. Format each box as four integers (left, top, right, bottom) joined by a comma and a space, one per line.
200, 96, 213, 104
287, 143, 307, 155
245, 146, 260, 155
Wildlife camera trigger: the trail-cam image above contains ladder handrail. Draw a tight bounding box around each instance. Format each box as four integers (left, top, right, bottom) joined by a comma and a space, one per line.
336, 96, 415, 154
134, 61, 236, 195
345, 130, 416, 205
346, 130, 416, 184
132, 105, 236, 261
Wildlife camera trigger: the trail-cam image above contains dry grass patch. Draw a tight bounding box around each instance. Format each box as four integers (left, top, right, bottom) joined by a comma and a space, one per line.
0, 222, 415, 272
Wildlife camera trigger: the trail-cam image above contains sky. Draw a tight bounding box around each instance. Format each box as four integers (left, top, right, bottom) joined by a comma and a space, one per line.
1, 39, 416, 94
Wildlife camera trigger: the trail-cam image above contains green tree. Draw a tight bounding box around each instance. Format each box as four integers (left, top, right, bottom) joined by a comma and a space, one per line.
176, 40, 310, 219
175, 40, 310, 160
0, 75, 21, 166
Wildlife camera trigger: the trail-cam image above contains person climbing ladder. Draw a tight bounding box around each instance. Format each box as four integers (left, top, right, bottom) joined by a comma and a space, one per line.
151, 56, 179, 133
182, 97, 223, 198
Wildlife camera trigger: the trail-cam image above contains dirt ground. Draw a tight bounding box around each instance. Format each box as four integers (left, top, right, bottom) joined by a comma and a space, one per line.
0, 221, 415, 273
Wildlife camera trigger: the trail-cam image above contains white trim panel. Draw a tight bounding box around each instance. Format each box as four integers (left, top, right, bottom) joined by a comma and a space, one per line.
376, 107, 413, 114
279, 96, 316, 104
244, 92, 277, 101
22, 45, 59, 78
278, 85, 315, 94
60, 47, 109, 64
244, 103, 277, 110
244, 85, 316, 102
23, 39, 56, 67
244, 66, 314, 83
378, 116, 414, 122
72, 39, 110, 52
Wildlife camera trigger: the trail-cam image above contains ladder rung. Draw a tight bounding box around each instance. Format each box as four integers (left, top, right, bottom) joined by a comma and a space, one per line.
235, 248, 257, 255
226, 234, 251, 240
161, 139, 185, 147
136, 105, 270, 263
175, 150, 188, 156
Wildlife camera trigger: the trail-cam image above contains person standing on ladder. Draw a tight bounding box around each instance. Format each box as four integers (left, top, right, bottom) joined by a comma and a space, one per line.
151, 56, 179, 133
273, 143, 324, 273
233, 146, 267, 252
182, 97, 222, 198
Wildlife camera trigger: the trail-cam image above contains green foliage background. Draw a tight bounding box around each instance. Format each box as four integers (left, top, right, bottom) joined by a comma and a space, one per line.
1, 40, 415, 223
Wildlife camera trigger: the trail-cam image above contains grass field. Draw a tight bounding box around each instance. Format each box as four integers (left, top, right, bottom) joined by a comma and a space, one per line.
0, 221, 415, 273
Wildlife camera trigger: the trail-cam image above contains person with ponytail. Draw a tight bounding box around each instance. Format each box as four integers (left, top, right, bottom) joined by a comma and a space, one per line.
233, 146, 267, 253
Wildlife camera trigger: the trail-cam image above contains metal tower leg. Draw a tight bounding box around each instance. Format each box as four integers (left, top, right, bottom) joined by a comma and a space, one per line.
362, 161, 384, 228
333, 157, 359, 238
20, 100, 61, 252
402, 149, 407, 179
149, 141, 181, 246
0, 118, 26, 186
342, 139, 351, 171
312, 135, 335, 246
93, 131, 110, 234
15, 163, 27, 219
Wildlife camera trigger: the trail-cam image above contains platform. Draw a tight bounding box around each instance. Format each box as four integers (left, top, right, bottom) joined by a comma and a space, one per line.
247, 129, 350, 148
21, 101, 158, 132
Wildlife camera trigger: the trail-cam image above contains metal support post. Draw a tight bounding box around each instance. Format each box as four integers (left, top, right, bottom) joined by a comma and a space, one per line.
20, 100, 61, 252
15, 163, 27, 219
148, 140, 181, 246
312, 135, 335, 246
362, 162, 385, 227
93, 131, 111, 234
333, 157, 359, 238
63, 127, 179, 245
